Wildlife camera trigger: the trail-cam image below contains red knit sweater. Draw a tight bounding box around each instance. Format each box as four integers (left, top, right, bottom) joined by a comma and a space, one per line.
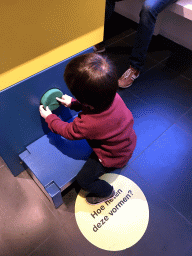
45, 93, 136, 168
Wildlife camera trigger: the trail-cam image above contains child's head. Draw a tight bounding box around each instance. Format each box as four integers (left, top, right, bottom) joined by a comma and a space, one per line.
64, 53, 118, 112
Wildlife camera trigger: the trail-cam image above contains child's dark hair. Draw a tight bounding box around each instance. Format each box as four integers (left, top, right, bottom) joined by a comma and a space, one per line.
64, 53, 118, 112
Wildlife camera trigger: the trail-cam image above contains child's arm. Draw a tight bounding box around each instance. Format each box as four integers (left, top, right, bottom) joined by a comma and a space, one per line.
56, 94, 82, 112
56, 94, 72, 107
39, 105, 52, 119
39, 105, 86, 140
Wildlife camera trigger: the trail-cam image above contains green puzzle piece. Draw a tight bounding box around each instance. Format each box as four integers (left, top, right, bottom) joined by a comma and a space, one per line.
41, 88, 63, 111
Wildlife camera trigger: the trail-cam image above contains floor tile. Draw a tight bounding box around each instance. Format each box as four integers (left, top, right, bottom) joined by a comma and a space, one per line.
0, 165, 62, 256
28, 223, 87, 256
104, 12, 137, 42
130, 102, 175, 161
105, 37, 133, 56
118, 88, 142, 111
105, 37, 158, 77
176, 108, 192, 135
185, 244, 192, 256
129, 123, 192, 223
120, 32, 136, 48
105, 29, 136, 47
119, 33, 176, 74
118, 88, 184, 162
53, 212, 107, 256
161, 44, 192, 81
147, 34, 179, 63
92, 168, 192, 256
20, 170, 80, 227
128, 63, 192, 115
121, 32, 174, 64
0, 156, 5, 168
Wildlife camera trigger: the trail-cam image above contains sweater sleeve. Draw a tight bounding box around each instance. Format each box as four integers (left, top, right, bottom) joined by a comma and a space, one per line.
45, 114, 86, 140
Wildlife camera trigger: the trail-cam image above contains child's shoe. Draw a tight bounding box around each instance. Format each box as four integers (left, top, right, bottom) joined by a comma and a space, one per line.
86, 187, 115, 205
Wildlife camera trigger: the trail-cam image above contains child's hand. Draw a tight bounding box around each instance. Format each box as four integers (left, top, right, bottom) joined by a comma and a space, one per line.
39, 105, 52, 119
56, 94, 72, 107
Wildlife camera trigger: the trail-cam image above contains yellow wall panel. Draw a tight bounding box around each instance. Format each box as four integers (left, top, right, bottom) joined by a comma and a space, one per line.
0, 0, 106, 90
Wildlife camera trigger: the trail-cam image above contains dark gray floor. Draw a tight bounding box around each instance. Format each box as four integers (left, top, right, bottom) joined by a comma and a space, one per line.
1, 12, 192, 256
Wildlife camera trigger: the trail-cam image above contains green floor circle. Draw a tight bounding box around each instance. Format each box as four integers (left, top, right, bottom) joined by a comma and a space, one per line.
75, 174, 149, 251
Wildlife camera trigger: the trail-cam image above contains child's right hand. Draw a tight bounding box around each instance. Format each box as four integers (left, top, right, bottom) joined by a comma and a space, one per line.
56, 94, 72, 108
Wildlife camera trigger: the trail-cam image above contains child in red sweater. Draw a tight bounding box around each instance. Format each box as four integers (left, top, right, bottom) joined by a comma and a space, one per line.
39, 53, 136, 205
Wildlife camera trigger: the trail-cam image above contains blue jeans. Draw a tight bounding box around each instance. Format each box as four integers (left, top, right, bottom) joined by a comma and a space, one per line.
129, 0, 178, 71
104, 0, 178, 71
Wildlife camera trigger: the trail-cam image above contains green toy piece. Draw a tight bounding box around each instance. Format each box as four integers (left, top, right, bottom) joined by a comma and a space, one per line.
40, 88, 63, 111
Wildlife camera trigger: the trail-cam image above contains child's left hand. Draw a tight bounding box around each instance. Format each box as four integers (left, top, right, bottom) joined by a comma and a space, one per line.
39, 105, 52, 119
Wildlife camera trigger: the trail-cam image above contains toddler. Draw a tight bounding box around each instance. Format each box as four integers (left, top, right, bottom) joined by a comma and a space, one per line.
39, 53, 136, 205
